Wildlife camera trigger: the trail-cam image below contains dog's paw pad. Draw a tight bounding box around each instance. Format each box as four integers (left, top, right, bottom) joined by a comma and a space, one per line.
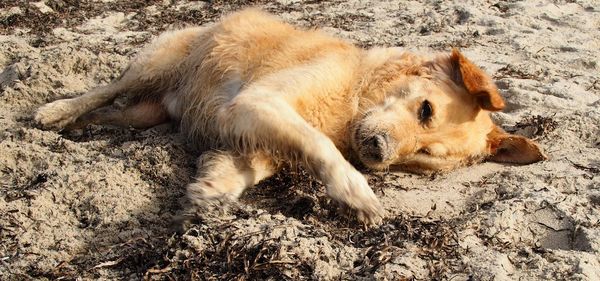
34, 99, 79, 130
355, 203, 385, 227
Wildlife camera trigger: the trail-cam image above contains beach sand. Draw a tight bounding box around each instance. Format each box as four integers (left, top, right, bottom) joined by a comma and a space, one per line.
1, 0, 599, 279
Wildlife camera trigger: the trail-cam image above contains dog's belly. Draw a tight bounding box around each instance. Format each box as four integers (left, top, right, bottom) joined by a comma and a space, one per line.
163, 74, 244, 149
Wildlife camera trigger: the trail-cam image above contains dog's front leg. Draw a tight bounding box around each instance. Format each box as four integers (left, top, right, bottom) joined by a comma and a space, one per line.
187, 150, 277, 208
217, 87, 384, 225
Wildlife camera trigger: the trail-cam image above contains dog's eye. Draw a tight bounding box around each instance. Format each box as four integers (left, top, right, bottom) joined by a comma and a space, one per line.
419, 100, 433, 122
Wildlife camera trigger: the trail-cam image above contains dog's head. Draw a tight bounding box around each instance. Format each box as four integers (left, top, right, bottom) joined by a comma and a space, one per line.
351, 48, 546, 172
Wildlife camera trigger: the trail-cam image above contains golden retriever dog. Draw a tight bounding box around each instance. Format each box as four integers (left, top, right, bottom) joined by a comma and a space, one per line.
34, 9, 546, 225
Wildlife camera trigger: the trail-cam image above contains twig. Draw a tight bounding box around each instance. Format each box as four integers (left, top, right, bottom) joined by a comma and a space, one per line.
146, 266, 173, 274
253, 260, 297, 269
92, 258, 124, 269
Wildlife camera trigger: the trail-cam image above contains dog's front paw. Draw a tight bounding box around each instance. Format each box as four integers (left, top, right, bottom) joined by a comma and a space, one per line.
323, 163, 385, 226
34, 99, 79, 130
353, 198, 385, 226
186, 180, 237, 213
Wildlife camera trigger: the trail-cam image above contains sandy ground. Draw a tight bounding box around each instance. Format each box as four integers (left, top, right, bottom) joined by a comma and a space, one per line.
1, 0, 599, 280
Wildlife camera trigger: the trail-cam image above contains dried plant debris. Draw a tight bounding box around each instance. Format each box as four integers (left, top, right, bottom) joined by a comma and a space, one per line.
89, 211, 465, 280
510, 115, 558, 139
494, 64, 547, 80
348, 216, 464, 279
0, 0, 271, 36
2, 0, 600, 280
300, 12, 374, 31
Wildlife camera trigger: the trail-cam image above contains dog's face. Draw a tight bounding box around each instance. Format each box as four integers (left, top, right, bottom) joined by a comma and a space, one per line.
352, 49, 546, 172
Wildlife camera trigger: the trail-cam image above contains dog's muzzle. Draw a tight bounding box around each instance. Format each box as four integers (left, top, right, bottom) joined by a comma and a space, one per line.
360, 133, 395, 163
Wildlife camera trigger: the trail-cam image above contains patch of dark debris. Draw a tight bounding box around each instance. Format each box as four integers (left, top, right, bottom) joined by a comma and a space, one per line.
42, 236, 169, 280
507, 115, 558, 140
147, 224, 314, 280
0, 209, 22, 275
72, 198, 102, 229
13, 0, 284, 33
244, 165, 410, 227
0, 1, 62, 35
241, 166, 465, 279
124, 0, 276, 34
347, 215, 464, 279
1, 0, 153, 35
1, 172, 52, 203
244, 165, 356, 225
494, 63, 549, 80
1, 0, 274, 46
568, 159, 600, 176
1, 0, 377, 44
19, 164, 468, 280
233, 169, 464, 279
300, 12, 374, 32
61, 213, 465, 280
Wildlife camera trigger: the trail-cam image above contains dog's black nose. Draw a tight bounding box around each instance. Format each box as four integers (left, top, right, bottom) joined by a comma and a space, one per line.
363, 134, 389, 162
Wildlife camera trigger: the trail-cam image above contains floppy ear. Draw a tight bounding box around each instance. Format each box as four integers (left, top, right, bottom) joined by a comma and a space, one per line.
449, 48, 505, 111
487, 126, 548, 164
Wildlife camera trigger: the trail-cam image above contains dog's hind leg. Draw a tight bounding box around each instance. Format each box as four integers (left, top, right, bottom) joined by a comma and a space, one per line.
35, 27, 205, 130
34, 69, 144, 130
67, 101, 169, 129
186, 150, 278, 209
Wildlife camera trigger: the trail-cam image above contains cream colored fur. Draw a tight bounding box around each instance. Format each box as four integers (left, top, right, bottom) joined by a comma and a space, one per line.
34, 8, 546, 225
